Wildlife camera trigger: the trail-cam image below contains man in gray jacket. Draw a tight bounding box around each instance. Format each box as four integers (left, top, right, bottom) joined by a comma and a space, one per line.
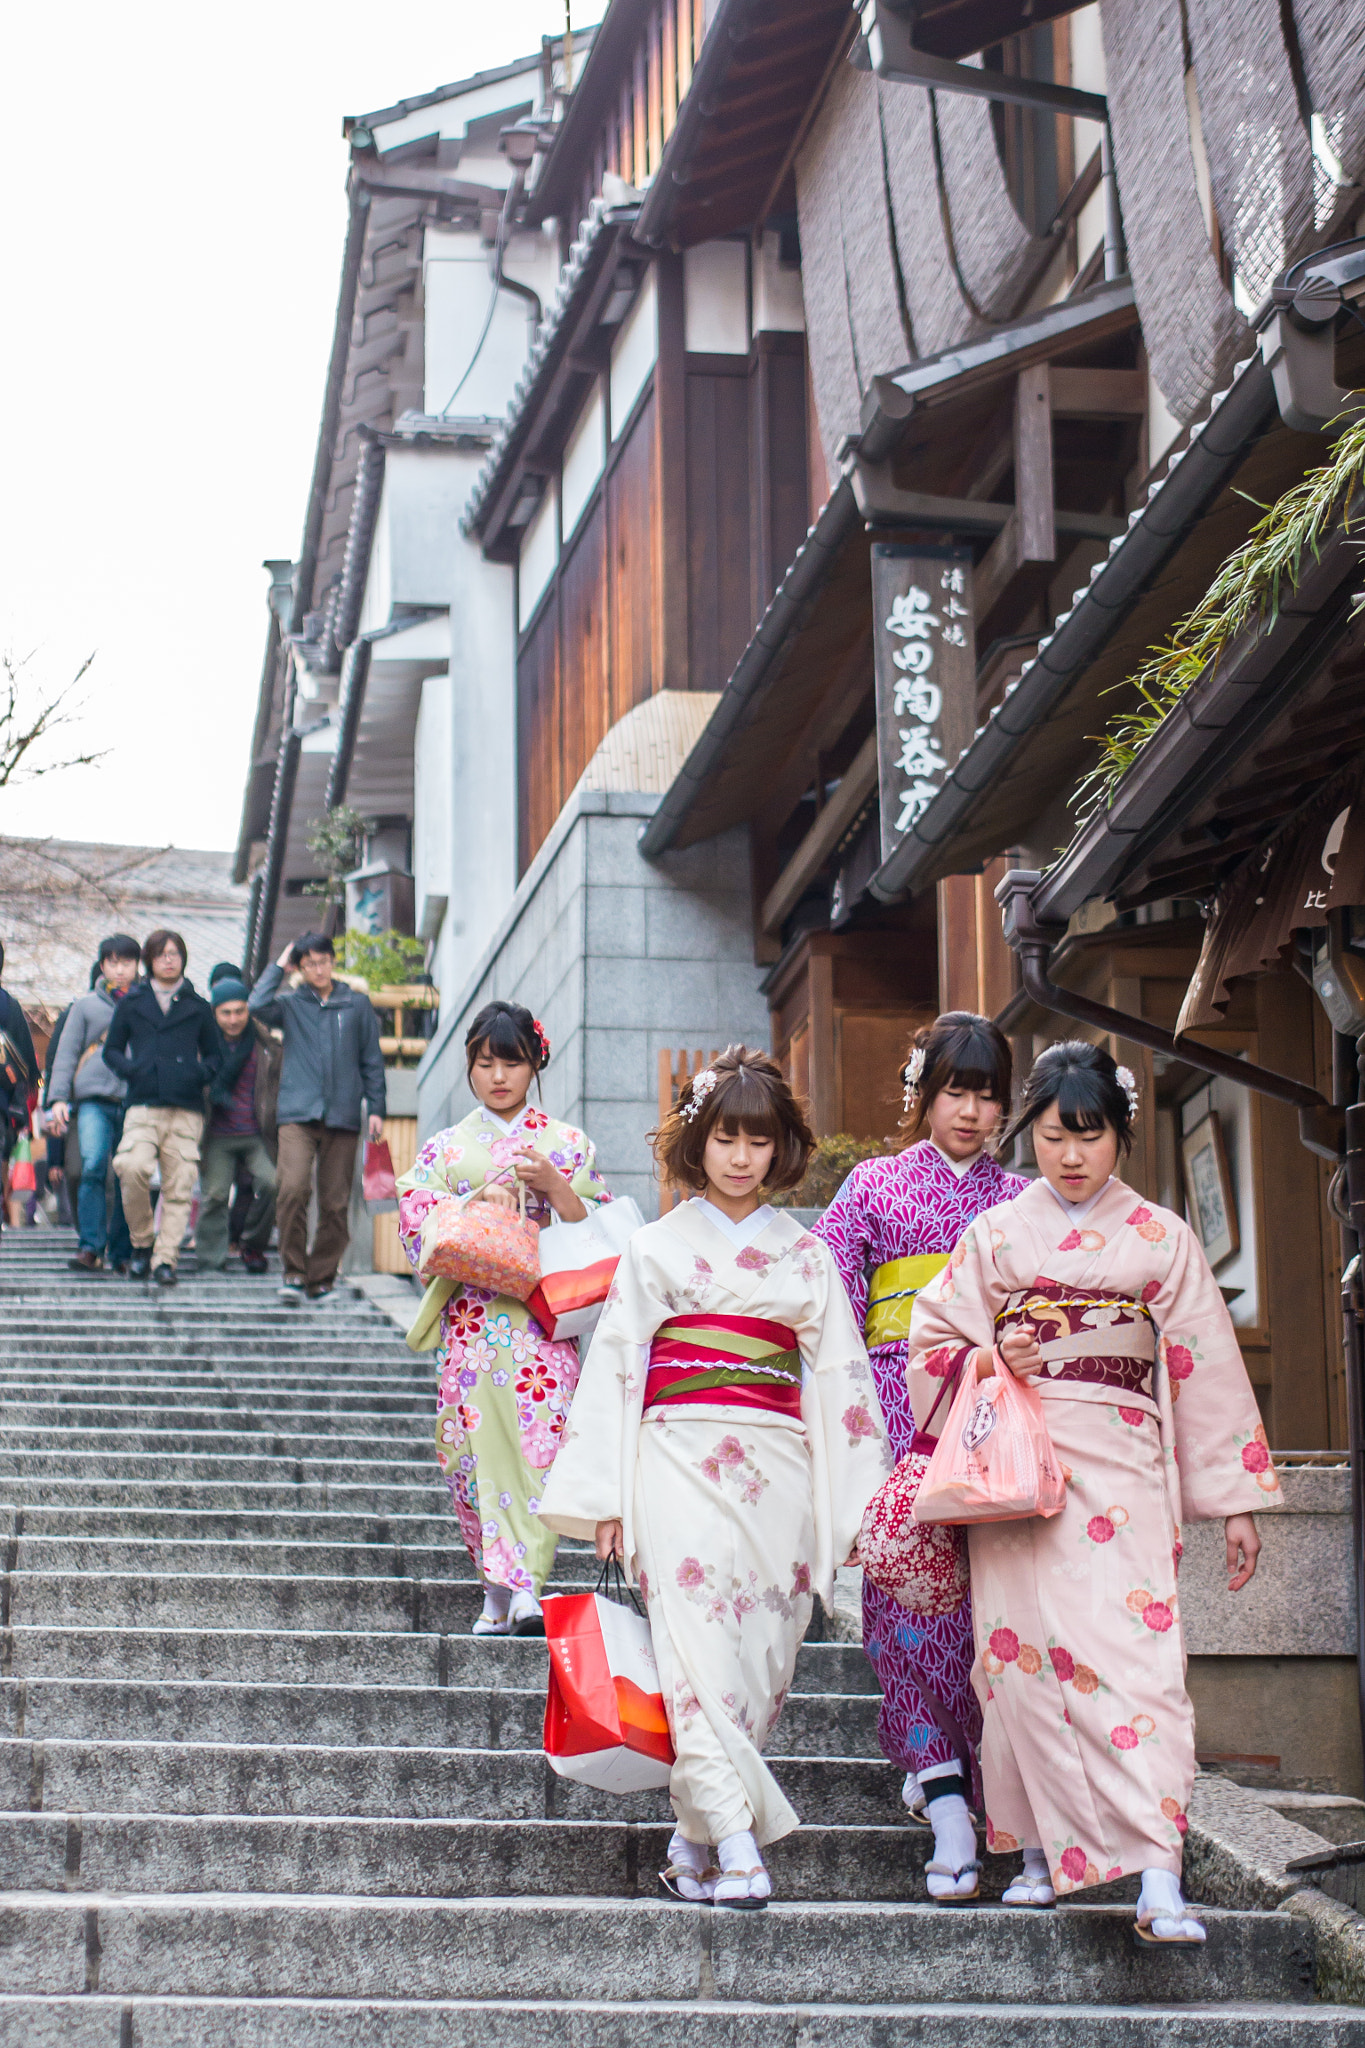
249, 932, 386, 1301
47, 933, 140, 1274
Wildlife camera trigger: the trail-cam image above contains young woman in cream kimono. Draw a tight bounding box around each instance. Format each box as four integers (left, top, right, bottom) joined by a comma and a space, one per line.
541, 1047, 891, 1909
397, 1001, 611, 1638
907, 1041, 1277, 1944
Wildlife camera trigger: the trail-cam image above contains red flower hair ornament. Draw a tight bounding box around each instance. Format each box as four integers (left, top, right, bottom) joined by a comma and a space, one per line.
531, 1019, 551, 1068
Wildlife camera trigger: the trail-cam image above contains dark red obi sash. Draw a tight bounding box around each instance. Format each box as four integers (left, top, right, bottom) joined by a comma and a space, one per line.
995, 1279, 1156, 1399
644, 1313, 803, 1418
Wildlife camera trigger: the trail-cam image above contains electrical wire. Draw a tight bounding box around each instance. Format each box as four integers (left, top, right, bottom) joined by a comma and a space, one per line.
439, 174, 518, 416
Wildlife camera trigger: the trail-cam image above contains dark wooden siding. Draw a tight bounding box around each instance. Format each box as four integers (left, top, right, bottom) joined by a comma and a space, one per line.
560, 498, 611, 795
517, 594, 561, 875
685, 357, 752, 696
516, 388, 659, 874
607, 389, 659, 722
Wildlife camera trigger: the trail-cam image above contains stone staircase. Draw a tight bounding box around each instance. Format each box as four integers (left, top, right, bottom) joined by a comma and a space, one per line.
0, 1228, 1355, 2043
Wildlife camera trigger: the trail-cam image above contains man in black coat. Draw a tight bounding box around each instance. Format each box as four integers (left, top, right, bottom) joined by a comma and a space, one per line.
105, 928, 219, 1286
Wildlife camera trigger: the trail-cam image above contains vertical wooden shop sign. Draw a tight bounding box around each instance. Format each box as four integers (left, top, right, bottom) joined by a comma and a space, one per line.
871, 545, 975, 861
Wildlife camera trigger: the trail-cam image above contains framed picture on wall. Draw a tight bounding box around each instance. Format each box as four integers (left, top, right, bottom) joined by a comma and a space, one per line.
1181, 1112, 1240, 1268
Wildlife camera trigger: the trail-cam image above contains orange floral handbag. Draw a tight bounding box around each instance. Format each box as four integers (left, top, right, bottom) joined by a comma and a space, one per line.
417, 1170, 542, 1301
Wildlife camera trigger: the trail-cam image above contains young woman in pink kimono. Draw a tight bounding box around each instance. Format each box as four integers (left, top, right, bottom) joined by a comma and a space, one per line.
541, 1048, 891, 1909
907, 1041, 1277, 1944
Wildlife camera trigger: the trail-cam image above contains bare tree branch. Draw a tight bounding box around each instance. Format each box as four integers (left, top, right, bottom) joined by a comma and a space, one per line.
0, 649, 109, 790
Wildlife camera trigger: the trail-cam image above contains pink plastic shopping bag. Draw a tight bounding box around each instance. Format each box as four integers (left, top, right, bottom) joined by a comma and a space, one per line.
912, 1353, 1066, 1525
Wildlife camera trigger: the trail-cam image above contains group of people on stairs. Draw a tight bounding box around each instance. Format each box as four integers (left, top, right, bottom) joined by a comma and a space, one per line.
397, 1002, 1277, 1938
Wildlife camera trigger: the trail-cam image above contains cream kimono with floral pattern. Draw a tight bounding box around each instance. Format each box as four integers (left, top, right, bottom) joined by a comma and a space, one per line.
397, 1105, 610, 1596
541, 1201, 891, 1847
907, 1176, 1281, 1892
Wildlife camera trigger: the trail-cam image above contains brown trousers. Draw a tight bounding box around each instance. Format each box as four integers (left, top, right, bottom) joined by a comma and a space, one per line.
113, 1105, 203, 1269
275, 1121, 358, 1287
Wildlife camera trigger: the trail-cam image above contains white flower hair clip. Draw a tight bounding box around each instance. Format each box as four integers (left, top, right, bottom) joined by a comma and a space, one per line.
680, 1068, 719, 1122
1115, 1064, 1140, 1122
902, 1045, 926, 1114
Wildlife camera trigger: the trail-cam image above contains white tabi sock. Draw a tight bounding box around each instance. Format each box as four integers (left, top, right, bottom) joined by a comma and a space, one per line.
1138, 1866, 1200, 1928
1021, 1846, 1050, 1885
667, 1830, 710, 1875
927, 1793, 976, 1874
479, 1582, 511, 1623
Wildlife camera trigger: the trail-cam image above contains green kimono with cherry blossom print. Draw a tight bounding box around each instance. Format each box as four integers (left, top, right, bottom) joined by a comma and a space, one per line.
906, 1174, 1281, 1893
397, 1105, 610, 1595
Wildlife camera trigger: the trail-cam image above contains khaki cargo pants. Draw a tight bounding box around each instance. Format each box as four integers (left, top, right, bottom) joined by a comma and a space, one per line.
114, 1106, 203, 1269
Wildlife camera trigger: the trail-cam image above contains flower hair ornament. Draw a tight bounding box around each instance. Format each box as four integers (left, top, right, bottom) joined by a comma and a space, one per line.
680, 1068, 719, 1123
1115, 1065, 1140, 1122
902, 1045, 926, 1115
531, 1019, 551, 1067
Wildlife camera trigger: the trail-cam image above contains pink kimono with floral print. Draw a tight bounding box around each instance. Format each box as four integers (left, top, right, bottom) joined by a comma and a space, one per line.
541, 1201, 892, 1847
906, 1176, 1281, 1893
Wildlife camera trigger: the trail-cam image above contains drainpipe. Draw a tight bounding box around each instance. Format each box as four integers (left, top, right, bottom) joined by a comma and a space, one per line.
1100, 124, 1124, 282
996, 871, 1335, 1128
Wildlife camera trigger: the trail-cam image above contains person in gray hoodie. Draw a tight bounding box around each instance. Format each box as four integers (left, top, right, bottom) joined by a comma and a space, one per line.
46, 933, 140, 1273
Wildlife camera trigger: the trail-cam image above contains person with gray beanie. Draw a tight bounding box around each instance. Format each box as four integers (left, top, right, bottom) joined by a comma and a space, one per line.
198, 976, 281, 1274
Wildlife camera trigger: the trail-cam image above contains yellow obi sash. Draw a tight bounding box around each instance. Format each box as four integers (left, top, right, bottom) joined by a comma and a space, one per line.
865, 1254, 950, 1349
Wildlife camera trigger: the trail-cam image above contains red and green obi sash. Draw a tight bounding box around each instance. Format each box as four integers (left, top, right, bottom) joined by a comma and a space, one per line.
644, 1314, 803, 1418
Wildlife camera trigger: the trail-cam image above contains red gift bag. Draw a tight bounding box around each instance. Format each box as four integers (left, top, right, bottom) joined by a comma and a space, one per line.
362, 1138, 398, 1212
544, 1578, 675, 1793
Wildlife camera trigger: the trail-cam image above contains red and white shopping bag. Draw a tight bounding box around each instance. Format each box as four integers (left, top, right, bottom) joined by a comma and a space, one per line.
527, 1197, 645, 1341
543, 1577, 675, 1793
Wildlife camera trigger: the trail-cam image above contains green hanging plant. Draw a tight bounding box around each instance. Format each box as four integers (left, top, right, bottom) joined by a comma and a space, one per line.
1072, 414, 1365, 821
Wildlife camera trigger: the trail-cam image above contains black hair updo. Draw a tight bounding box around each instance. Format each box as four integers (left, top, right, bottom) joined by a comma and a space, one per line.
464, 1000, 551, 1078
1002, 1039, 1136, 1155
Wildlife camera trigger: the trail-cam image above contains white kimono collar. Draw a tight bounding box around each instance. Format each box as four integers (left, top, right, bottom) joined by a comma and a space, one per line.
1042, 1175, 1116, 1225
927, 1140, 986, 1181
691, 1197, 777, 1248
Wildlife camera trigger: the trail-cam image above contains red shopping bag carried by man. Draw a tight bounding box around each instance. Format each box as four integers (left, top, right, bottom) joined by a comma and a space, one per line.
362, 1138, 398, 1212
544, 1564, 675, 1793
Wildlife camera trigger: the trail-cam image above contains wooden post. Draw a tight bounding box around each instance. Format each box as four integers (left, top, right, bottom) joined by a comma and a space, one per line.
1014, 363, 1056, 565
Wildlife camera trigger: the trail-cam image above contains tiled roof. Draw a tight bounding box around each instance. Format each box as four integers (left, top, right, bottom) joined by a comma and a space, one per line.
461, 199, 640, 538
0, 838, 248, 1010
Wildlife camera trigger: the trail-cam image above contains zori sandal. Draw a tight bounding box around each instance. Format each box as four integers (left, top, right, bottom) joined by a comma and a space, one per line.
1135, 1910, 1206, 1945
658, 1860, 718, 1904
712, 1864, 772, 1909
925, 1858, 980, 1904
1002, 1876, 1056, 1908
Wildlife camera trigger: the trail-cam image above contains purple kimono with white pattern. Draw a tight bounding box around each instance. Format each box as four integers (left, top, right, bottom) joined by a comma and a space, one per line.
815, 1143, 1028, 1778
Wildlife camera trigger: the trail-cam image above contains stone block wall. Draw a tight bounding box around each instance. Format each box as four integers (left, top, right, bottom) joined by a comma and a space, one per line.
417, 790, 768, 1212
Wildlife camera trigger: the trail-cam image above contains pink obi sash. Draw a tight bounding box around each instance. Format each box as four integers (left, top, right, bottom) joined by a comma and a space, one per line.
644, 1313, 803, 1419
994, 1279, 1157, 1400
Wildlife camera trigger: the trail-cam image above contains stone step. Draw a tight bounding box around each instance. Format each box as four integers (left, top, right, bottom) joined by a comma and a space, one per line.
0, 1896, 1315, 2007
0, 1479, 449, 1514
0, 1739, 902, 1824
0, 1678, 879, 1758
0, 1423, 430, 1458
0, 1814, 995, 1902
5, 1570, 582, 1633
4, 1507, 462, 1545
0, 1402, 431, 1436
0, 1997, 1354, 2048
0, 1452, 437, 1485
8, 1537, 476, 1579
0, 1386, 431, 1414
3, 1627, 876, 1695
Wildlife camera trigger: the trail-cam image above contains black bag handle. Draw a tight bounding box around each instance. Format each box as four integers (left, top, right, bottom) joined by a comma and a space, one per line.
595, 1553, 646, 1616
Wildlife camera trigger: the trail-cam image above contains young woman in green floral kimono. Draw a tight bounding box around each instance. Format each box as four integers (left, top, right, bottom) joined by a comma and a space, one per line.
397, 1001, 612, 1636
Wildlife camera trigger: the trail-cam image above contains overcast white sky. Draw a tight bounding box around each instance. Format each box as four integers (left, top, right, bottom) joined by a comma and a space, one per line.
0, 2, 577, 852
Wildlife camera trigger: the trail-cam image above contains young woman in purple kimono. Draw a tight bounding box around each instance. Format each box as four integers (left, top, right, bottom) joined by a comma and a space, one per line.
815, 1013, 1026, 1902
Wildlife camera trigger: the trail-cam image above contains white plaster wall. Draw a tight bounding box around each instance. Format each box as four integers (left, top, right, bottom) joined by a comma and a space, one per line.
752, 230, 805, 334
610, 270, 657, 437
684, 241, 749, 355
423, 223, 561, 420
444, 531, 519, 984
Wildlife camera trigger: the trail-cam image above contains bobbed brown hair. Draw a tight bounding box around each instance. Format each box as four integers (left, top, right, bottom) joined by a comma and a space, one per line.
142, 928, 188, 974
651, 1045, 815, 1195
899, 1011, 1013, 1144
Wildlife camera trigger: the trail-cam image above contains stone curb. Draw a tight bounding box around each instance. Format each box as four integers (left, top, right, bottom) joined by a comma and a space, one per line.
1187, 1771, 1365, 2004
